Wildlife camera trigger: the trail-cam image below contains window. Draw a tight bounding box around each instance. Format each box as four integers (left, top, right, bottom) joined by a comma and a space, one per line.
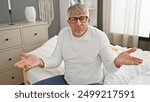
110, 0, 150, 38
138, 0, 150, 37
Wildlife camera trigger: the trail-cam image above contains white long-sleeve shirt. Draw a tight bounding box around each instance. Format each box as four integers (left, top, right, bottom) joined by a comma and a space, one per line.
42, 25, 118, 85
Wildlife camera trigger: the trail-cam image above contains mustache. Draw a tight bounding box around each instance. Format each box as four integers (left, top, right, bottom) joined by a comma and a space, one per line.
75, 26, 84, 29
74, 28, 84, 31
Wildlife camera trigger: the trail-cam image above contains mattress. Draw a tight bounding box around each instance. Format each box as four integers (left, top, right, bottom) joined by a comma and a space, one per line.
27, 66, 64, 84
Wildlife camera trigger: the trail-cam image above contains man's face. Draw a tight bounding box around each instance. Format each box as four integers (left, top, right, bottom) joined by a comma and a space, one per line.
67, 11, 90, 37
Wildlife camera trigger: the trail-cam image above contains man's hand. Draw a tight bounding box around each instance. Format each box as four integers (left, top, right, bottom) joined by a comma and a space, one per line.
14, 53, 44, 69
114, 48, 143, 68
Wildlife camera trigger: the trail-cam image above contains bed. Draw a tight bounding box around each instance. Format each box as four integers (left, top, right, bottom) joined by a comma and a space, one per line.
23, 35, 150, 85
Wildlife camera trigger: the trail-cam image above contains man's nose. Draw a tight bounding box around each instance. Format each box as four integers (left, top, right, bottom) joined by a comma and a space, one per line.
76, 19, 82, 25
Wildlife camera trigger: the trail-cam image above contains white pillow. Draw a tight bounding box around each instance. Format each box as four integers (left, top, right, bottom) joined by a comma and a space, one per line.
30, 35, 58, 58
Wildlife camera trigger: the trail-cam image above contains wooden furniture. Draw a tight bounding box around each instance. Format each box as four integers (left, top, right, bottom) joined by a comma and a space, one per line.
0, 21, 48, 84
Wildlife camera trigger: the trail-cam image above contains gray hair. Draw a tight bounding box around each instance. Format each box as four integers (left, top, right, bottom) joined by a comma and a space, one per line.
67, 3, 89, 17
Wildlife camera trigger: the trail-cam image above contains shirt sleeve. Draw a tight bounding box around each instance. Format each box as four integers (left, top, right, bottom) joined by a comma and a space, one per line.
98, 32, 118, 73
41, 32, 63, 68
99, 46, 118, 73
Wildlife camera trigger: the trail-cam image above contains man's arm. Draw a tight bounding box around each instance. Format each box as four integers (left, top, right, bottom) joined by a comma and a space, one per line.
99, 46, 118, 73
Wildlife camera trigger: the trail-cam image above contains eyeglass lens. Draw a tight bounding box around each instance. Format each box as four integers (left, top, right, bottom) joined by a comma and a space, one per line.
69, 16, 88, 24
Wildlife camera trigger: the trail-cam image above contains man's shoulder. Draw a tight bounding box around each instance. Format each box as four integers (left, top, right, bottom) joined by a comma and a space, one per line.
60, 26, 70, 32
89, 25, 104, 33
58, 27, 71, 38
58, 26, 71, 36
88, 25, 106, 37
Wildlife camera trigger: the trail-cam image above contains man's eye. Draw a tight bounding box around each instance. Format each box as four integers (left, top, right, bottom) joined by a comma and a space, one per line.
80, 17, 86, 20
72, 18, 77, 20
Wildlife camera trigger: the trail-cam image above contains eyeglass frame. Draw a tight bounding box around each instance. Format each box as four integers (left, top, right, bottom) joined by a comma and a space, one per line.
68, 16, 88, 24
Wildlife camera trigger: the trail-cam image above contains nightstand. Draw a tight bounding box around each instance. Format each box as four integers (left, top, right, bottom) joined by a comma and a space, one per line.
0, 21, 48, 84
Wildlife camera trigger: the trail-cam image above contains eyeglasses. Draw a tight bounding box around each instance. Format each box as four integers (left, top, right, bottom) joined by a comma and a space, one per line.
68, 16, 88, 24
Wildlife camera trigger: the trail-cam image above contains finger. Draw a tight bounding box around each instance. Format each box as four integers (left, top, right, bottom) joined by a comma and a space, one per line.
129, 59, 143, 65
20, 53, 29, 59
14, 60, 26, 68
26, 64, 32, 69
126, 48, 137, 54
14, 61, 21, 67
133, 59, 143, 64
121, 60, 134, 65
24, 61, 33, 69
25, 64, 33, 69
132, 56, 143, 62
132, 61, 142, 65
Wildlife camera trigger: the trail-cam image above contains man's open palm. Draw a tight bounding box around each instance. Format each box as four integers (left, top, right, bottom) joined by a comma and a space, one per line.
114, 48, 143, 68
14, 53, 43, 69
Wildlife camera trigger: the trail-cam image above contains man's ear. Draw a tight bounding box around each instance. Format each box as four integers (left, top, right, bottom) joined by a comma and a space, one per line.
88, 18, 90, 23
67, 20, 69, 24
67, 20, 71, 26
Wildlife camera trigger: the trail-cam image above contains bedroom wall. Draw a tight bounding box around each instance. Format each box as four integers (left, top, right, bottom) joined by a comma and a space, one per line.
0, 0, 149, 50
0, 0, 60, 38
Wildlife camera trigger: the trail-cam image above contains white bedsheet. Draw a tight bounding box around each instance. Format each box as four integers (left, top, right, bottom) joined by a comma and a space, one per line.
104, 45, 150, 85
26, 35, 150, 85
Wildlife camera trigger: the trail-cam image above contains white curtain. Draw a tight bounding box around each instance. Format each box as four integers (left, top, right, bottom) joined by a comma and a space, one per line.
38, 0, 54, 27
103, 0, 142, 47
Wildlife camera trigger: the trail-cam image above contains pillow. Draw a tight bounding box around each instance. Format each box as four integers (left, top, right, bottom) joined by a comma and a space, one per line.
29, 35, 58, 58
26, 35, 65, 84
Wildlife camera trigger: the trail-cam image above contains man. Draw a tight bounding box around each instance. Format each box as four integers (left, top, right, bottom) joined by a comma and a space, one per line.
14, 3, 143, 85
